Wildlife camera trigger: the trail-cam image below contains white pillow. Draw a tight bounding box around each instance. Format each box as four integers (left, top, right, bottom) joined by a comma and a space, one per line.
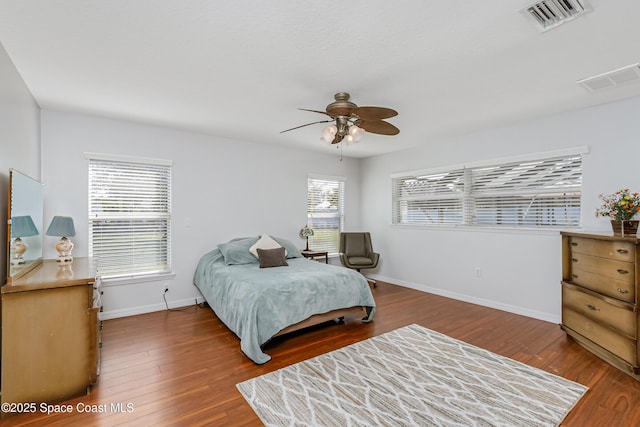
250, 234, 287, 258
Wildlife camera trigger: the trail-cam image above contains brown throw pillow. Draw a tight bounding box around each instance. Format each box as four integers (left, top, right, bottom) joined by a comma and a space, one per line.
257, 247, 289, 268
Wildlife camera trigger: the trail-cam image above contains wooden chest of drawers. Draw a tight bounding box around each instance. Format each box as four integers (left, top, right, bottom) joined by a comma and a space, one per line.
561, 232, 640, 378
1, 258, 101, 417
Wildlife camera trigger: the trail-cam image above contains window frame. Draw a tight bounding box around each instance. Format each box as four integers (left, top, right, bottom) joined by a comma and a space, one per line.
391, 147, 587, 230
306, 174, 346, 255
86, 152, 173, 281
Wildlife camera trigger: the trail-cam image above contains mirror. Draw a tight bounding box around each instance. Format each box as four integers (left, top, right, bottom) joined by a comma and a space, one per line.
7, 169, 43, 283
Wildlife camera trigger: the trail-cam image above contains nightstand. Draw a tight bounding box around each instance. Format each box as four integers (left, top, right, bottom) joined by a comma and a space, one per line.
301, 250, 328, 263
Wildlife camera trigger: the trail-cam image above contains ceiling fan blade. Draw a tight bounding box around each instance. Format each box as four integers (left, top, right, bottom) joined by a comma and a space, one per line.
280, 119, 333, 133
298, 108, 337, 118
358, 120, 400, 136
353, 106, 398, 120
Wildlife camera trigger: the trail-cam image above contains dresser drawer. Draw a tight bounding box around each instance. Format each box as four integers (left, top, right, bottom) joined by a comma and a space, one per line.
563, 308, 637, 365
562, 283, 636, 338
569, 254, 636, 303
569, 236, 636, 262
570, 253, 634, 296
569, 266, 635, 303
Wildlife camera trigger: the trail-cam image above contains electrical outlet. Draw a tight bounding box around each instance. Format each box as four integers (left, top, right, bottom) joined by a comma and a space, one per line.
474, 268, 481, 278
164, 284, 169, 293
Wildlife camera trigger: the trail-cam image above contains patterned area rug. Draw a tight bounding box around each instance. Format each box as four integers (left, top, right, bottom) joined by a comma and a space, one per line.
237, 324, 588, 426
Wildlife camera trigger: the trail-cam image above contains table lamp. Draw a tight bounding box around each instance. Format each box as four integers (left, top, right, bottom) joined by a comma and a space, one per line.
46, 216, 76, 263
299, 225, 314, 251
10, 215, 39, 265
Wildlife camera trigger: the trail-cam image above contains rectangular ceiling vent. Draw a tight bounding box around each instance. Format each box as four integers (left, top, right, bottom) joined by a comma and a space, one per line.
577, 63, 640, 92
522, 0, 590, 32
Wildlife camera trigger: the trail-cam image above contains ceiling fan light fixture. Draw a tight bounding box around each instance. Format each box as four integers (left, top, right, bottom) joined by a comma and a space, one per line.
321, 125, 337, 143
321, 134, 332, 144
324, 124, 337, 135
349, 125, 364, 141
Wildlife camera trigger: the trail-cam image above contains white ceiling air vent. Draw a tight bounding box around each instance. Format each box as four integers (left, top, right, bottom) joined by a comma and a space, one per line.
522, 0, 590, 32
577, 64, 640, 92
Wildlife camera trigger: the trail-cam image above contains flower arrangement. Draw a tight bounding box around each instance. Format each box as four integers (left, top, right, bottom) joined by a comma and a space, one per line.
595, 189, 640, 221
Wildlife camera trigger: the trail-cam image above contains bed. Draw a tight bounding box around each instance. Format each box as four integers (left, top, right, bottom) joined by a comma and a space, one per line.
193, 235, 376, 364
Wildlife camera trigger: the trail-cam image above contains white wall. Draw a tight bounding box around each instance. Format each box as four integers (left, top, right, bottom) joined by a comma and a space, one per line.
361, 96, 640, 323
0, 42, 41, 281
41, 110, 362, 318
15, 54, 640, 324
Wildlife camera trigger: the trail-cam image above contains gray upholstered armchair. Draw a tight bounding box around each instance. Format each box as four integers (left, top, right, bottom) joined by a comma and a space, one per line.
339, 232, 379, 286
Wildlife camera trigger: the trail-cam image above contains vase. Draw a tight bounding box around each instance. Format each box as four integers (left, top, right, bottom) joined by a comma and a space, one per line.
611, 220, 640, 237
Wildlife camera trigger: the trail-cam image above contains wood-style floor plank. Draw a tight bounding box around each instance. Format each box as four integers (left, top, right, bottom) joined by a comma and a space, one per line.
3, 281, 640, 426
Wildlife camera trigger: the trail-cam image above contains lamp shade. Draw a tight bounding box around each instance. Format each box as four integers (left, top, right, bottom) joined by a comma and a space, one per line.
11, 215, 39, 238
299, 225, 314, 238
46, 216, 76, 237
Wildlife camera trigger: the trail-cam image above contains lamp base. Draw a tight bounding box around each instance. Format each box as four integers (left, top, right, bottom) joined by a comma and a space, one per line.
10, 237, 27, 265
56, 236, 74, 264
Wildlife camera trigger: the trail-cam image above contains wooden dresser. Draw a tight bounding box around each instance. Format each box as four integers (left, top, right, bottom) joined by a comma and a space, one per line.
1, 258, 101, 415
561, 231, 640, 378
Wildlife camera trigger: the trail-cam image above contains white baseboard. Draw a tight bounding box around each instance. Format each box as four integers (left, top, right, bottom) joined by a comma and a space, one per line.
369, 274, 561, 324
99, 296, 207, 320
100, 278, 560, 325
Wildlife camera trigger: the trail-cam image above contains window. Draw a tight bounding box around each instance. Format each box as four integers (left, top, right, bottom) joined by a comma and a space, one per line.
392, 148, 585, 228
87, 153, 172, 279
306, 175, 345, 254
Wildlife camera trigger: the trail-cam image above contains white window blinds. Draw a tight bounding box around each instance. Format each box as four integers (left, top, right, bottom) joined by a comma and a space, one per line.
88, 154, 172, 278
392, 149, 584, 228
307, 176, 345, 254
392, 169, 466, 225
470, 155, 582, 226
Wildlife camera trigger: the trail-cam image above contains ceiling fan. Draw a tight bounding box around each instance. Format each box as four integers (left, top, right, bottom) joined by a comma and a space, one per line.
281, 92, 399, 145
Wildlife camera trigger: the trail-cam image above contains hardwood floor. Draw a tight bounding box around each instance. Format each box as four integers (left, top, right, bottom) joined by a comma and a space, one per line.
4, 281, 640, 426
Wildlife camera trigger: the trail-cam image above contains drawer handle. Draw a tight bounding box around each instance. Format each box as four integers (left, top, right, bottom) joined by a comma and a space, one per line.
571, 242, 578, 246
585, 304, 600, 311
617, 269, 629, 275
572, 274, 578, 279
617, 249, 629, 254
571, 258, 578, 262
617, 288, 630, 294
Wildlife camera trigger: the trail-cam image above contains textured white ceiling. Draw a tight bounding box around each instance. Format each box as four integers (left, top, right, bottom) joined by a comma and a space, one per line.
1, 0, 639, 158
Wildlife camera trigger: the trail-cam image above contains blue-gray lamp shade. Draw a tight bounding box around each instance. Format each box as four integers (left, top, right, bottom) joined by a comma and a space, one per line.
46, 216, 76, 237
10, 215, 39, 238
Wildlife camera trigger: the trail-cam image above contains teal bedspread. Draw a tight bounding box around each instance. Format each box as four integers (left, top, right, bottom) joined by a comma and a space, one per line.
193, 248, 376, 364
